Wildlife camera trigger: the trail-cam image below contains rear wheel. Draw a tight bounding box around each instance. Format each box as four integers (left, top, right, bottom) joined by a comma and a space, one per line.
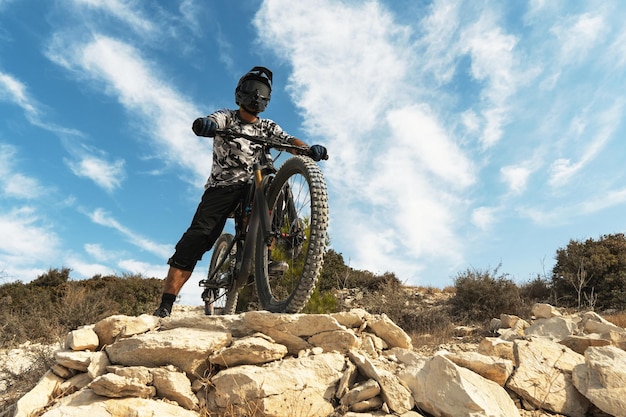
255, 156, 329, 313
204, 233, 238, 315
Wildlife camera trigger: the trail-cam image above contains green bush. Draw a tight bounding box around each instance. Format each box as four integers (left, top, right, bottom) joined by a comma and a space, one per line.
302, 288, 338, 314
552, 233, 626, 310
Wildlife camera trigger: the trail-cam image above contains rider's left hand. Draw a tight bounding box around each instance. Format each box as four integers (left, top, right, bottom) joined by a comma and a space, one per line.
309, 144, 328, 161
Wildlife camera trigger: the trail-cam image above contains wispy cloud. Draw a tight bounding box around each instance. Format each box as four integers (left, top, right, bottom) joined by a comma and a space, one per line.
0, 144, 45, 199
458, 13, 521, 148
70, 0, 156, 35
551, 12, 607, 65
549, 100, 623, 187
65, 152, 126, 192
254, 0, 477, 278
46, 34, 212, 187
500, 164, 532, 195
0, 206, 59, 265
87, 208, 171, 258
0, 71, 39, 118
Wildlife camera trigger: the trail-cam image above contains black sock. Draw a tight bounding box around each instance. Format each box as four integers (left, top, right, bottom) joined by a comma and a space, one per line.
160, 293, 177, 313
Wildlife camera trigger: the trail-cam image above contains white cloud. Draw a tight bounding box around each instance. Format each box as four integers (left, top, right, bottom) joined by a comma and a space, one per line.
580, 187, 626, 214
117, 259, 166, 279
253, 0, 487, 280
500, 164, 532, 194
70, 0, 156, 35
0, 207, 59, 264
0, 144, 44, 199
66, 153, 126, 192
87, 208, 171, 258
472, 206, 498, 231
46, 34, 212, 187
551, 12, 607, 65
84, 243, 115, 262
387, 105, 475, 188
459, 14, 519, 148
0, 71, 39, 117
417, 0, 462, 85
549, 100, 623, 187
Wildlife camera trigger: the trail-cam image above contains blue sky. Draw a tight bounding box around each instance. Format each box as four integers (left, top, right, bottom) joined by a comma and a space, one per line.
1, 0, 626, 306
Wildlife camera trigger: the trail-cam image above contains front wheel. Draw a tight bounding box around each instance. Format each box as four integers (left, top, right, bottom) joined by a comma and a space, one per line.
204, 233, 239, 315
255, 156, 329, 313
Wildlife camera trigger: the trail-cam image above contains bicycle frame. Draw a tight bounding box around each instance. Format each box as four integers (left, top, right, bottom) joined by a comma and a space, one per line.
200, 159, 276, 299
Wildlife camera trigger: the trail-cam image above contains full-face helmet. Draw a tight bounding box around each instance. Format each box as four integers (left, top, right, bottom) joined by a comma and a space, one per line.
235, 66, 273, 114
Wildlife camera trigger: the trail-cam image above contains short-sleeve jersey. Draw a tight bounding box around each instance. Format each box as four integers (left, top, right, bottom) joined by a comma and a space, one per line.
205, 108, 295, 188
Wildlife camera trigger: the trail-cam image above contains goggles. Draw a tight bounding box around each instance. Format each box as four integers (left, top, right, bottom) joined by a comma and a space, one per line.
240, 79, 271, 99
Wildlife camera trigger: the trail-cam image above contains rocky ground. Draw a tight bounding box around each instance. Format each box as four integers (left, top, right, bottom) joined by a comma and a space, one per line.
3, 300, 626, 417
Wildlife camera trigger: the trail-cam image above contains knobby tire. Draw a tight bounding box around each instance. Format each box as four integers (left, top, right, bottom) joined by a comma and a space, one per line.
255, 156, 329, 313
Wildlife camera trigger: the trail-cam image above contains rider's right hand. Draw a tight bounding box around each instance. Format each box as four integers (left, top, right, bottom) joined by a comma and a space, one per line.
192, 117, 217, 137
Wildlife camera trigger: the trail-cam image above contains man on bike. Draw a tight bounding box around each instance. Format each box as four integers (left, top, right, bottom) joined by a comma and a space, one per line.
153, 66, 327, 317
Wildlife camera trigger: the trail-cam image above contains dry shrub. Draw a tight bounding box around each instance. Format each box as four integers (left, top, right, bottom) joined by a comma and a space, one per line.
451, 266, 525, 324
0, 345, 56, 413
0, 270, 163, 349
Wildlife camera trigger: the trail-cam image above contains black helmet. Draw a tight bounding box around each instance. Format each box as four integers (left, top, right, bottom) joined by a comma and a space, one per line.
235, 66, 273, 113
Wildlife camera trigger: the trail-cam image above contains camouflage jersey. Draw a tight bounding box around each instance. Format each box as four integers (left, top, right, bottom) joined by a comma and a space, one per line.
205, 108, 296, 188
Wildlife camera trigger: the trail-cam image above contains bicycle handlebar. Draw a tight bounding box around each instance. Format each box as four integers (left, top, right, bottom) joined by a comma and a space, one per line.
215, 129, 328, 160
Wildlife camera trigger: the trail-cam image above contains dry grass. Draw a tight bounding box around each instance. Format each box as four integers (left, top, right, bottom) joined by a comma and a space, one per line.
604, 311, 626, 328
0, 345, 56, 414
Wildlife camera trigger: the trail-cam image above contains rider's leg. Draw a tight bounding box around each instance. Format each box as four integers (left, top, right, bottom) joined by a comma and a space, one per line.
154, 184, 250, 317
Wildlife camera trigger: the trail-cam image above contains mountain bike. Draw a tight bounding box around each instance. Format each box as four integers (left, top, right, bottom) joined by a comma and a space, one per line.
199, 130, 329, 315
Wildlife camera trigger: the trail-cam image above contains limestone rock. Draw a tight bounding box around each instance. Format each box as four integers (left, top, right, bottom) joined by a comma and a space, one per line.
242, 310, 347, 336
87, 351, 111, 379
54, 350, 97, 372
88, 373, 155, 398
152, 367, 199, 410
105, 327, 231, 376
341, 379, 381, 406
443, 350, 514, 386
581, 311, 626, 334
365, 313, 412, 349
507, 337, 590, 417
65, 326, 99, 351
500, 314, 525, 328
331, 308, 370, 328
524, 316, 577, 341
209, 352, 345, 417
477, 337, 515, 361
572, 345, 626, 417
109, 365, 153, 384
209, 334, 287, 367
532, 303, 562, 319
93, 314, 160, 347
39, 389, 199, 417
16, 307, 626, 417
559, 334, 611, 355
400, 354, 520, 417
14, 370, 65, 417
308, 328, 360, 353
348, 350, 414, 414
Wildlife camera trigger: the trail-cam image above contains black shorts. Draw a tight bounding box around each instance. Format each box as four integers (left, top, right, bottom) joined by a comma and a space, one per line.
167, 183, 250, 271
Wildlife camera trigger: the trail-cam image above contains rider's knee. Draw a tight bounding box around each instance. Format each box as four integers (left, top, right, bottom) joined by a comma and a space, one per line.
167, 256, 197, 272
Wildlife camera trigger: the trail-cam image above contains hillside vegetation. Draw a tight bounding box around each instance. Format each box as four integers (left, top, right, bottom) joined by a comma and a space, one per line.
3, 232, 626, 350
